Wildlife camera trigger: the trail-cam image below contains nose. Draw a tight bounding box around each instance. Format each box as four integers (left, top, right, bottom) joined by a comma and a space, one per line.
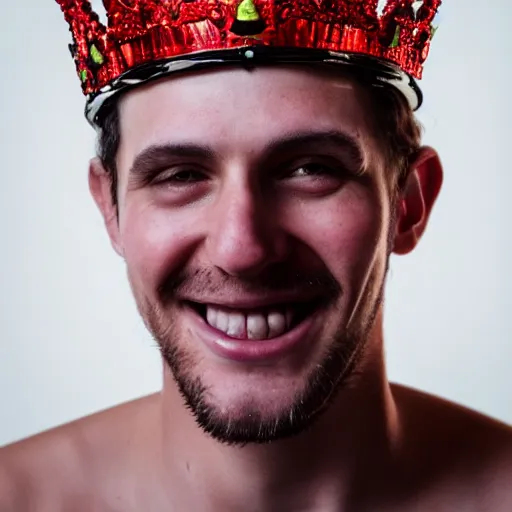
205, 180, 288, 278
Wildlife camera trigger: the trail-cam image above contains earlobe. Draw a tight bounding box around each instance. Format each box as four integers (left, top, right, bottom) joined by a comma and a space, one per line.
88, 157, 124, 257
392, 146, 443, 255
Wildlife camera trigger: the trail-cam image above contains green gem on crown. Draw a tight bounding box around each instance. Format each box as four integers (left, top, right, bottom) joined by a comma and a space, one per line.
230, 0, 266, 36
90, 44, 105, 66
389, 25, 401, 48
236, 0, 261, 22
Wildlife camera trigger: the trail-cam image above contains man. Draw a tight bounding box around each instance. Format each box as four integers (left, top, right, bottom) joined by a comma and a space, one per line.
1, 0, 511, 510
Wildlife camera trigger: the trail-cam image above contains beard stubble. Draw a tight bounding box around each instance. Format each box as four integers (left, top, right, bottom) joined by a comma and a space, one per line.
134, 259, 386, 446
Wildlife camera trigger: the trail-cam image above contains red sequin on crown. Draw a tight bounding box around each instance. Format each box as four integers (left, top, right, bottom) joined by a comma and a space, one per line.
56, 0, 441, 97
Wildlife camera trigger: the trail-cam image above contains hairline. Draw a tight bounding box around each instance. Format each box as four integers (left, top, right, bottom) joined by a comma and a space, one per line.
96, 70, 421, 207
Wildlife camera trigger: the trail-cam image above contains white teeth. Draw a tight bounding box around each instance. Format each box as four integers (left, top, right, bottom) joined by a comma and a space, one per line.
227, 312, 246, 338
247, 314, 268, 340
215, 310, 229, 333
267, 311, 287, 338
206, 307, 217, 327
204, 305, 295, 340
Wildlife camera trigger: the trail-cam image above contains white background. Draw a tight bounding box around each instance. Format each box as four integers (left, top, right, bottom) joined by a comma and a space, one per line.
0, 1, 510, 446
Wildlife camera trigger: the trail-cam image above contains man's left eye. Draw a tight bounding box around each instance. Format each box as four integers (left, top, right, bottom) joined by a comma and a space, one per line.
288, 163, 339, 178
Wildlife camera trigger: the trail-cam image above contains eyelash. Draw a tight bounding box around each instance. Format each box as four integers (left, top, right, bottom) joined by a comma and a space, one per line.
153, 167, 207, 185
286, 162, 345, 179
151, 160, 351, 188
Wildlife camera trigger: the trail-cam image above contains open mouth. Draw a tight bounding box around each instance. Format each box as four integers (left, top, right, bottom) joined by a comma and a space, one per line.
186, 300, 321, 341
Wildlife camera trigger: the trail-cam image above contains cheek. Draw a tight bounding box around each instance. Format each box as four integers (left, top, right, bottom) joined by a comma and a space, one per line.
119, 201, 201, 293
118, 184, 387, 300
287, 187, 385, 287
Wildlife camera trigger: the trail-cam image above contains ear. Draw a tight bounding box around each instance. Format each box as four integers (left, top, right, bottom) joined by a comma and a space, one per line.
392, 146, 443, 255
88, 157, 124, 257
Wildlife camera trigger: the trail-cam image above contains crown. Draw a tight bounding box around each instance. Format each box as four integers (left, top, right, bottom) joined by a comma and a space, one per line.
56, 0, 441, 126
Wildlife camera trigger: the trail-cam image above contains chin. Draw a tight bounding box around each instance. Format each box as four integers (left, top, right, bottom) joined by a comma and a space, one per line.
158, 313, 367, 445
133, 271, 383, 445
168, 361, 333, 445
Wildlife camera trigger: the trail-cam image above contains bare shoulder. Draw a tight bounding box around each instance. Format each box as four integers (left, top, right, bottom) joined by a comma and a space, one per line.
391, 384, 512, 511
391, 383, 512, 447
0, 393, 160, 511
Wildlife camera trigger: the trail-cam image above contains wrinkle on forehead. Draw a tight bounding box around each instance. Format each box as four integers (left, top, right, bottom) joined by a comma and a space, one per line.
117, 65, 380, 177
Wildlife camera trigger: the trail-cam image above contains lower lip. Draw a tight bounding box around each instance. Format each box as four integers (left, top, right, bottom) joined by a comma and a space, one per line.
185, 306, 320, 363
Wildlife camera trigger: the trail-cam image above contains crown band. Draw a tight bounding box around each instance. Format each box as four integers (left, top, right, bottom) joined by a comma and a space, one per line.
86, 46, 422, 128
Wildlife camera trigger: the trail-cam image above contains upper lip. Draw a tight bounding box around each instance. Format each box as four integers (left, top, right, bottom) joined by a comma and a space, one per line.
181, 295, 321, 310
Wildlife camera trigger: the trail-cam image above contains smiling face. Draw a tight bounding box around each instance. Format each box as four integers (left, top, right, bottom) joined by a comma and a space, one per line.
92, 66, 405, 444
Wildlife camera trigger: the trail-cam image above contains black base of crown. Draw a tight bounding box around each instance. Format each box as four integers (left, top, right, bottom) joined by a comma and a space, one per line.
230, 19, 267, 37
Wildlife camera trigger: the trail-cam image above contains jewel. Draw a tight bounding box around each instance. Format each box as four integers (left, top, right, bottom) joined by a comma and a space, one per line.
236, 0, 261, 22
90, 44, 104, 65
230, 0, 266, 36
389, 25, 401, 48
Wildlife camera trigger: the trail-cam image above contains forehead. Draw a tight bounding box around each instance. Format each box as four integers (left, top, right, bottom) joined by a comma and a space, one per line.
117, 66, 376, 169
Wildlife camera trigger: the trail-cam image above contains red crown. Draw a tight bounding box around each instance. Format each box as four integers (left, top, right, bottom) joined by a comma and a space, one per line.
57, 0, 440, 96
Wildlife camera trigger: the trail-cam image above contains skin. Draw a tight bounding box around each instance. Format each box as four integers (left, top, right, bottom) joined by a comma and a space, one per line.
1, 66, 512, 512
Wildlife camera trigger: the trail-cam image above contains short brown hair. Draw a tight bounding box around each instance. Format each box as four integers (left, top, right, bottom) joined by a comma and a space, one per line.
366, 84, 422, 194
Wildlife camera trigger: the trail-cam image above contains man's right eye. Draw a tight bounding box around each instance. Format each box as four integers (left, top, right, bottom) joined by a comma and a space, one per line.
154, 168, 207, 185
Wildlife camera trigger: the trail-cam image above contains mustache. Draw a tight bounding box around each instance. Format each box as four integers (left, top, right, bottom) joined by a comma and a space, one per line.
157, 265, 342, 304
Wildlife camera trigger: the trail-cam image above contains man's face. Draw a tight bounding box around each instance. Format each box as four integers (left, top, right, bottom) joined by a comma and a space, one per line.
112, 66, 394, 443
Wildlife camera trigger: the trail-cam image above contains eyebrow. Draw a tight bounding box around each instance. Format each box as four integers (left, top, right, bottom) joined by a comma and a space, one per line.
128, 130, 366, 180
129, 144, 217, 181
262, 131, 366, 171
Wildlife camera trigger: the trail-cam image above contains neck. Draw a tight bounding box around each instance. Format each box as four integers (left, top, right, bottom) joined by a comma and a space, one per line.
156, 313, 400, 511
